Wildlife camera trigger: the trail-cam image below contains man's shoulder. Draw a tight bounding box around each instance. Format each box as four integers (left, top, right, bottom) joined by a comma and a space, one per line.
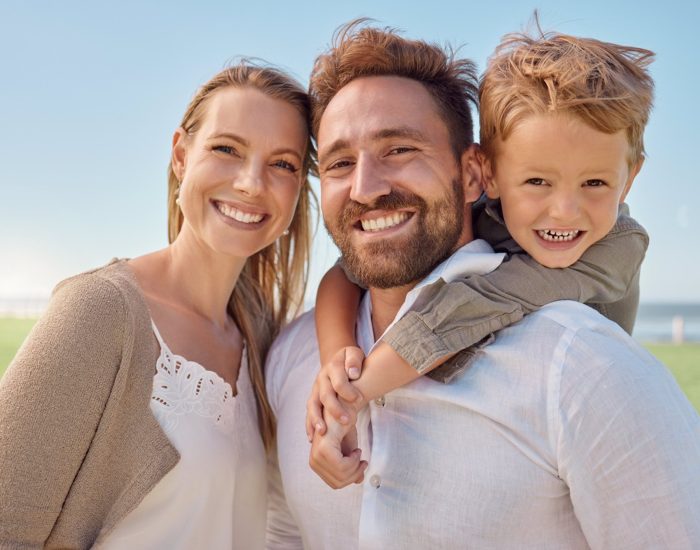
265, 309, 319, 407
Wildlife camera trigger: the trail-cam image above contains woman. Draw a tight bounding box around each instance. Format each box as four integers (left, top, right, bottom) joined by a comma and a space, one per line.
0, 63, 315, 548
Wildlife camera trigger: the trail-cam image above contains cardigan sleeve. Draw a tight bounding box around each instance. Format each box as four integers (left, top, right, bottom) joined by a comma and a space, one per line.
0, 272, 127, 547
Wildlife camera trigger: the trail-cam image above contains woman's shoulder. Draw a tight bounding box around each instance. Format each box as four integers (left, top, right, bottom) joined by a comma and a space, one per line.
48, 259, 152, 338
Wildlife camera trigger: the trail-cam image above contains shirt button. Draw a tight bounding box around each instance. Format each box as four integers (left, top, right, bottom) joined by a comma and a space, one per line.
374, 396, 386, 407
369, 474, 381, 488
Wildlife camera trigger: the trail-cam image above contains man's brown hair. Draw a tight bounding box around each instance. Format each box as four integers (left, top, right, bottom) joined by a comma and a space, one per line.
309, 19, 479, 158
480, 25, 655, 165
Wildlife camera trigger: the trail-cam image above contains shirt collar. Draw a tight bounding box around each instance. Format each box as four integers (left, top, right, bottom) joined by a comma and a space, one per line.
357, 239, 506, 352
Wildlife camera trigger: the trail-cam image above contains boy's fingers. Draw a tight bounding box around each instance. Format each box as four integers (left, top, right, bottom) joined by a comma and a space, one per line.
309, 438, 365, 489
305, 381, 325, 439
319, 375, 351, 424
329, 365, 361, 403
344, 347, 365, 380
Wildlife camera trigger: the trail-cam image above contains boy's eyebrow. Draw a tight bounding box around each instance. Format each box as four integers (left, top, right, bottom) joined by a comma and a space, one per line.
319, 127, 428, 161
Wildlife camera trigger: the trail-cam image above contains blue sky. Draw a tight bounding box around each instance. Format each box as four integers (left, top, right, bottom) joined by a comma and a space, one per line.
1, 0, 698, 303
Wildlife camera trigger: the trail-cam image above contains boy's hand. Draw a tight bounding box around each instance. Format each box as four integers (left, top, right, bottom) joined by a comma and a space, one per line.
309, 407, 367, 489
306, 346, 365, 441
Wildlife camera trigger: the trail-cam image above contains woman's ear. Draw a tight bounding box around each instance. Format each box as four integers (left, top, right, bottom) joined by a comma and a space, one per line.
171, 128, 188, 182
459, 144, 485, 204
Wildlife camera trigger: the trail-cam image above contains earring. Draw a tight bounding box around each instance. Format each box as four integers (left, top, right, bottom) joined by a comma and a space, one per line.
175, 185, 181, 206
282, 229, 290, 236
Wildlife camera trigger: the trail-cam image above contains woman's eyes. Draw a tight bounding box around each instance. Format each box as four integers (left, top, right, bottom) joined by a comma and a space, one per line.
213, 145, 298, 173
213, 145, 239, 156
273, 159, 299, 173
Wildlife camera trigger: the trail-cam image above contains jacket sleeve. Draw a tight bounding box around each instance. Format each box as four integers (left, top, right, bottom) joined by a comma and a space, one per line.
0, 273, 126, 547
382, 206, 648, 375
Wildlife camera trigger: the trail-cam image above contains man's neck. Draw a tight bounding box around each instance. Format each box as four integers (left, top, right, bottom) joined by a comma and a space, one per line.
368, 283, 416, 340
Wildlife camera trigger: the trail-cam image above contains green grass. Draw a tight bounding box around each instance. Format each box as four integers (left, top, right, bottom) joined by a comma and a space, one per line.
0, 319, 699, 412
0, 318, 36, 376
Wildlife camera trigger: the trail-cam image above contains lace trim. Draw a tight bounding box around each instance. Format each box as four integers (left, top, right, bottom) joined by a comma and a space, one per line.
150, 322, 238, 435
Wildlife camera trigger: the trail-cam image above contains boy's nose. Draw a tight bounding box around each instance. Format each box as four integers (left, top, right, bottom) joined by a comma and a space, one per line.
349, 155, 391, 205
548, 191, 581, 221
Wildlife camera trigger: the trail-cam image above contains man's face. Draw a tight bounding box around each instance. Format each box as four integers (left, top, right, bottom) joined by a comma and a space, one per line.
317, 76, 480, 289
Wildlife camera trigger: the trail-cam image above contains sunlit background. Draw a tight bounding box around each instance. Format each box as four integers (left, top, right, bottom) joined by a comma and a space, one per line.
1, 0, 699, 343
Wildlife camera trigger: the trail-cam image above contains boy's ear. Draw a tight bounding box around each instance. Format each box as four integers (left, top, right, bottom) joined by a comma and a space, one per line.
478, 149, 499, 199
620, 157, 645, 202
459, 144, 485, 204
171, 127, 188, 182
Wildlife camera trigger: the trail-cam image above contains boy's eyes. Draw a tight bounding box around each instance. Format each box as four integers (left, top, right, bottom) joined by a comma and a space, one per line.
525, 178, 546, 186
584, 179, 606, 187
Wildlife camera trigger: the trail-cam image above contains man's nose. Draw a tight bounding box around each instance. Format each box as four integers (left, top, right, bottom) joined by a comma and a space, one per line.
349, 155, 391, 204
233, 161, 264, 197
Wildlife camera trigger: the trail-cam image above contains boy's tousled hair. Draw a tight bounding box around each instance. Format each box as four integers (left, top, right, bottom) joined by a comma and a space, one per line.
309, 19, 479, 158
480, 25, 655, 165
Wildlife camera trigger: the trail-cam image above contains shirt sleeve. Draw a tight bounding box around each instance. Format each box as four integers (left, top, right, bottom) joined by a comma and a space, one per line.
0, 273, 126, 546
382, 205, 648, 375
555, 330, 700, 548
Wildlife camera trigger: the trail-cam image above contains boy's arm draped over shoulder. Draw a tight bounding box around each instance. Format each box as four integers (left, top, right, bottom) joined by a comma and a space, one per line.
0, 273, 127, 546
382, 202, 648, 375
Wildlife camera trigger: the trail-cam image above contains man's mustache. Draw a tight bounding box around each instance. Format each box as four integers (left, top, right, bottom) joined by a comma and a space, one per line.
336, 190, 426, 227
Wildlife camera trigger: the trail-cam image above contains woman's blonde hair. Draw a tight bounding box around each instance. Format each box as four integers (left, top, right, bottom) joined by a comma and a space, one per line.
167, 62, 316, 450
480, 25, 654, 165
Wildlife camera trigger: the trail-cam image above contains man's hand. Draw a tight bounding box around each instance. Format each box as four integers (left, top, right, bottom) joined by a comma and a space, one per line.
306, 346, 365, 441
309, 404, 367, 489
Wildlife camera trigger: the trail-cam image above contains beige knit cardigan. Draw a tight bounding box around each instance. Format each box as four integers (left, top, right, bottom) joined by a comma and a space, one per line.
0, 260, 179, 548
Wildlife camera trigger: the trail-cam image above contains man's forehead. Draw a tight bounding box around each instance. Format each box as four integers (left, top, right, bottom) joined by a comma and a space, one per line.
317, 75, 444, 154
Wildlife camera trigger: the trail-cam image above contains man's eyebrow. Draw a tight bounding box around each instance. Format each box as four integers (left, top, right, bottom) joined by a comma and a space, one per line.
373, 127, 428, 142
318, 139, 350, 162
319, 127, 428, 162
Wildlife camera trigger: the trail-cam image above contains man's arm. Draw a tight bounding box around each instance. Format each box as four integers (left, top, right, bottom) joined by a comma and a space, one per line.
266, 448, 304, 550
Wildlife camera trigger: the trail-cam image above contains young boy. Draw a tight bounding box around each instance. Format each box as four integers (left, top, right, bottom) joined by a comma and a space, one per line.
306, 28, 654, 456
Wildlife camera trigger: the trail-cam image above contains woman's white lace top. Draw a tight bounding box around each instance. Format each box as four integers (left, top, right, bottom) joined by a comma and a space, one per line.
98, 322, 267, 549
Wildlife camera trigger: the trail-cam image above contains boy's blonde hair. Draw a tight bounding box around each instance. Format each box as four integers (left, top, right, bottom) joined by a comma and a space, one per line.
479, 28, 655, 165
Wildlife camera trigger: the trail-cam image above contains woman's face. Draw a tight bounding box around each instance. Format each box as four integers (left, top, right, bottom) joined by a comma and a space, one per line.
172, 86, 307, 259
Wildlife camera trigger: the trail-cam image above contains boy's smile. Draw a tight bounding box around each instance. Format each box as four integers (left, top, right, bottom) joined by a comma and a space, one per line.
484, 112, 642, 268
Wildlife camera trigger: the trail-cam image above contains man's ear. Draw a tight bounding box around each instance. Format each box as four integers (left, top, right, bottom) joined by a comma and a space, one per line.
620, 156, 644, 203
459, 144, 485, 204
478, 149, 499, 199
171, 128, 188, 182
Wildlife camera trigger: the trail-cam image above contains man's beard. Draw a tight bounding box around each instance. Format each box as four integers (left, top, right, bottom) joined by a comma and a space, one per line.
325, 179, 465, 289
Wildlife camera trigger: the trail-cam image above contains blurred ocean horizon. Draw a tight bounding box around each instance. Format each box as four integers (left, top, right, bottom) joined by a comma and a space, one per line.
1, 297, 699, 344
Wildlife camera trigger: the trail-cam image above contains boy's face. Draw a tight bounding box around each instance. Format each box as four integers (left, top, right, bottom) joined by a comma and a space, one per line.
484, 112, 642, 268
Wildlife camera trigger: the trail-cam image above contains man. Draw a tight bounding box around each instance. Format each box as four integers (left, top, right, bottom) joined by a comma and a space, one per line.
265, 22, 700, 549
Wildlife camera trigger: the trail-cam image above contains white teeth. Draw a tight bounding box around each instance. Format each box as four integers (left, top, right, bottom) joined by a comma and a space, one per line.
360, 212, 409, 232
217, 202, 264, 224
537, 229, 581, 242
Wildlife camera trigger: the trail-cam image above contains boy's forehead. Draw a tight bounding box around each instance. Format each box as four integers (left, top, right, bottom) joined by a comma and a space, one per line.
494, 112, 633, 170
